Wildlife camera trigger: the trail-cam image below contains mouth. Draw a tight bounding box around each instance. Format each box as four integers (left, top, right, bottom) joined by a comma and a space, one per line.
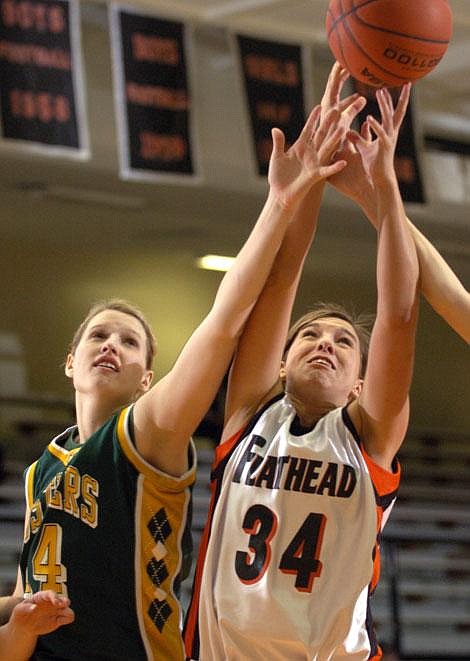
308, 356, 335, 370
93, 360, 119, 372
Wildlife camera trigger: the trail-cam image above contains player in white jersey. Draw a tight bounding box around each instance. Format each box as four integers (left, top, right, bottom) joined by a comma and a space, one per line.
187, 389, 400, 659
184, 69, 419, 659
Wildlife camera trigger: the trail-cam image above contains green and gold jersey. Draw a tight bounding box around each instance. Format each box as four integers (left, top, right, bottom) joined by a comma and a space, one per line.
20, 405, 195, 661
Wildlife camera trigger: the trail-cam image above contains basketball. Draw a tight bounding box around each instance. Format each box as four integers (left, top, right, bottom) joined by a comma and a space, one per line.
326, 0, 453, 87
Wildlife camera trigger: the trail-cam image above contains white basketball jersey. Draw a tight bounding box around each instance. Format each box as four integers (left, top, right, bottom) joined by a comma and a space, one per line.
184, 395, 400, 660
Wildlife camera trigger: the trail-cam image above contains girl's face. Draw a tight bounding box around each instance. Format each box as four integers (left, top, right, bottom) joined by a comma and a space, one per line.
65, 309, 153, 405
281, 317, 363, 407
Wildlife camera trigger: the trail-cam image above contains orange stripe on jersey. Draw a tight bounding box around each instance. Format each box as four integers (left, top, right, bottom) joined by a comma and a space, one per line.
214, 427, 244, 465
359, 449, 399, 597
370, 645, 383, 660
360, 446, 401, 497
184, 473, 220, 658
214, 395, 284, 468
370, 506, 383, 593
186, 421, 265, 655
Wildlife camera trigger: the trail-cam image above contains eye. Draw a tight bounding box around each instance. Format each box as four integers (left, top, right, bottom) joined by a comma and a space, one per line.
302, 329, 318, 339
338, 336, 353, 346
90, 330, 106, 340
124, 336, 138, 347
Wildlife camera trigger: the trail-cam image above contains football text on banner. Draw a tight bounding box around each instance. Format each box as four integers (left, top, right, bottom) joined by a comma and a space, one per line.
111, 6, 196, 181
0, 0, 87, 155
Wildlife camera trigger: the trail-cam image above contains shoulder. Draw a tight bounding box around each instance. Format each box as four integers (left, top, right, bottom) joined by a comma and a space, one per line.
222, 386, 285, 443
118, 405, 196, 488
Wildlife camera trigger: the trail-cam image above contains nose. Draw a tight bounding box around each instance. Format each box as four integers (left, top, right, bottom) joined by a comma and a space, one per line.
316, 337, 334, 354
100, 335, 118, 354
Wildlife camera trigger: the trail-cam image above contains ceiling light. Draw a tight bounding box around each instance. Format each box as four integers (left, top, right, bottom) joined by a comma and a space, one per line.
196, 254, 236, 272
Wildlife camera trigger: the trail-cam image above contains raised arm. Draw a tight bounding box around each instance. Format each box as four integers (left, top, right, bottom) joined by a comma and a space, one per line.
223, 68, 367, 440
326, 65, 470, 343
333, 159, 469, 343
133, 103, 350, 475
347, 84, 420, 470
406, 223, 469, 342
221, 183, 325, 440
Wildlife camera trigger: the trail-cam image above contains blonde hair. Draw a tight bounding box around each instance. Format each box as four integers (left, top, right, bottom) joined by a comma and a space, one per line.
68, 299, 157, 369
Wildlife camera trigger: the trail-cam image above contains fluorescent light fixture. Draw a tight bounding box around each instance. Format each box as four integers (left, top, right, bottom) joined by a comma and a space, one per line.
196, 254, 236, 272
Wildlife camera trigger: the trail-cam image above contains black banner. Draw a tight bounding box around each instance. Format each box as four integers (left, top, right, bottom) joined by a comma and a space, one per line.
0, 0, 86, 152
111, 7, 195, 179
352, 81, 425, 203
236, 35, 305, 177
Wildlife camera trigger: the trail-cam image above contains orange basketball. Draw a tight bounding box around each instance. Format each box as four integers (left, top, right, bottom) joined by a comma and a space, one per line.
326, 0, 453, 87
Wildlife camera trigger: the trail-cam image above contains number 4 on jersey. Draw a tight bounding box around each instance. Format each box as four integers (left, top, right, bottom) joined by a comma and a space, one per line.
279, 512, 326, 592
31, 523, 68, 595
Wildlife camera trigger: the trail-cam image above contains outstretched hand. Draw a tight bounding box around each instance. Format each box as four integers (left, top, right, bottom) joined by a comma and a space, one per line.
320, 61, 366, 131
268, 90, 366, 210
268, 105, 345, 209
328, 77, 411, 208
348, 83, 411, 185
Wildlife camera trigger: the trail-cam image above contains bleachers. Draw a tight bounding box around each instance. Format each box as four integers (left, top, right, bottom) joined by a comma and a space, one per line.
0, 468, 25, 594
373, 432, 470, 660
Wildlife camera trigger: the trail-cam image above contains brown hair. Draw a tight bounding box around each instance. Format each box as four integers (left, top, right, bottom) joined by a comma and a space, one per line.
283, 302, 372, 378
68, 299, 157, 369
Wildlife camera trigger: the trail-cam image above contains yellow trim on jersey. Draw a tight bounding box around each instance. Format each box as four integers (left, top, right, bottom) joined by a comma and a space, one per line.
116, 406, 196, 489
135, 475, 190, 660
25, 461, 38, 509
48, 439, 81, 466
115, 406, 195, 660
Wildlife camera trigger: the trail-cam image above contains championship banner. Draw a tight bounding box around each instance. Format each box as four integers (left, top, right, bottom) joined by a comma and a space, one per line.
236, 34, 307, 177
110, 6, 197, 181
0, 0, 88, 156
352, 81, 425, 203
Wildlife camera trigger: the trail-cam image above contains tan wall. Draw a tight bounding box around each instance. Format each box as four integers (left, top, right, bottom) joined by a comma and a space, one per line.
1, 230, 468, 436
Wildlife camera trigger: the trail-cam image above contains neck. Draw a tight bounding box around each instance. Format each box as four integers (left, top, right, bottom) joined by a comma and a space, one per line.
74, 393, 121, 443
286, 391, 336, 428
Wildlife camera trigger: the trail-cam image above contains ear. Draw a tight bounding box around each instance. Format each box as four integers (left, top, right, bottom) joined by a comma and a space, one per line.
65, 353, 74, 379
347, 378, 363, 402
140, 370, 153, 393
279, 361, 287, 384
